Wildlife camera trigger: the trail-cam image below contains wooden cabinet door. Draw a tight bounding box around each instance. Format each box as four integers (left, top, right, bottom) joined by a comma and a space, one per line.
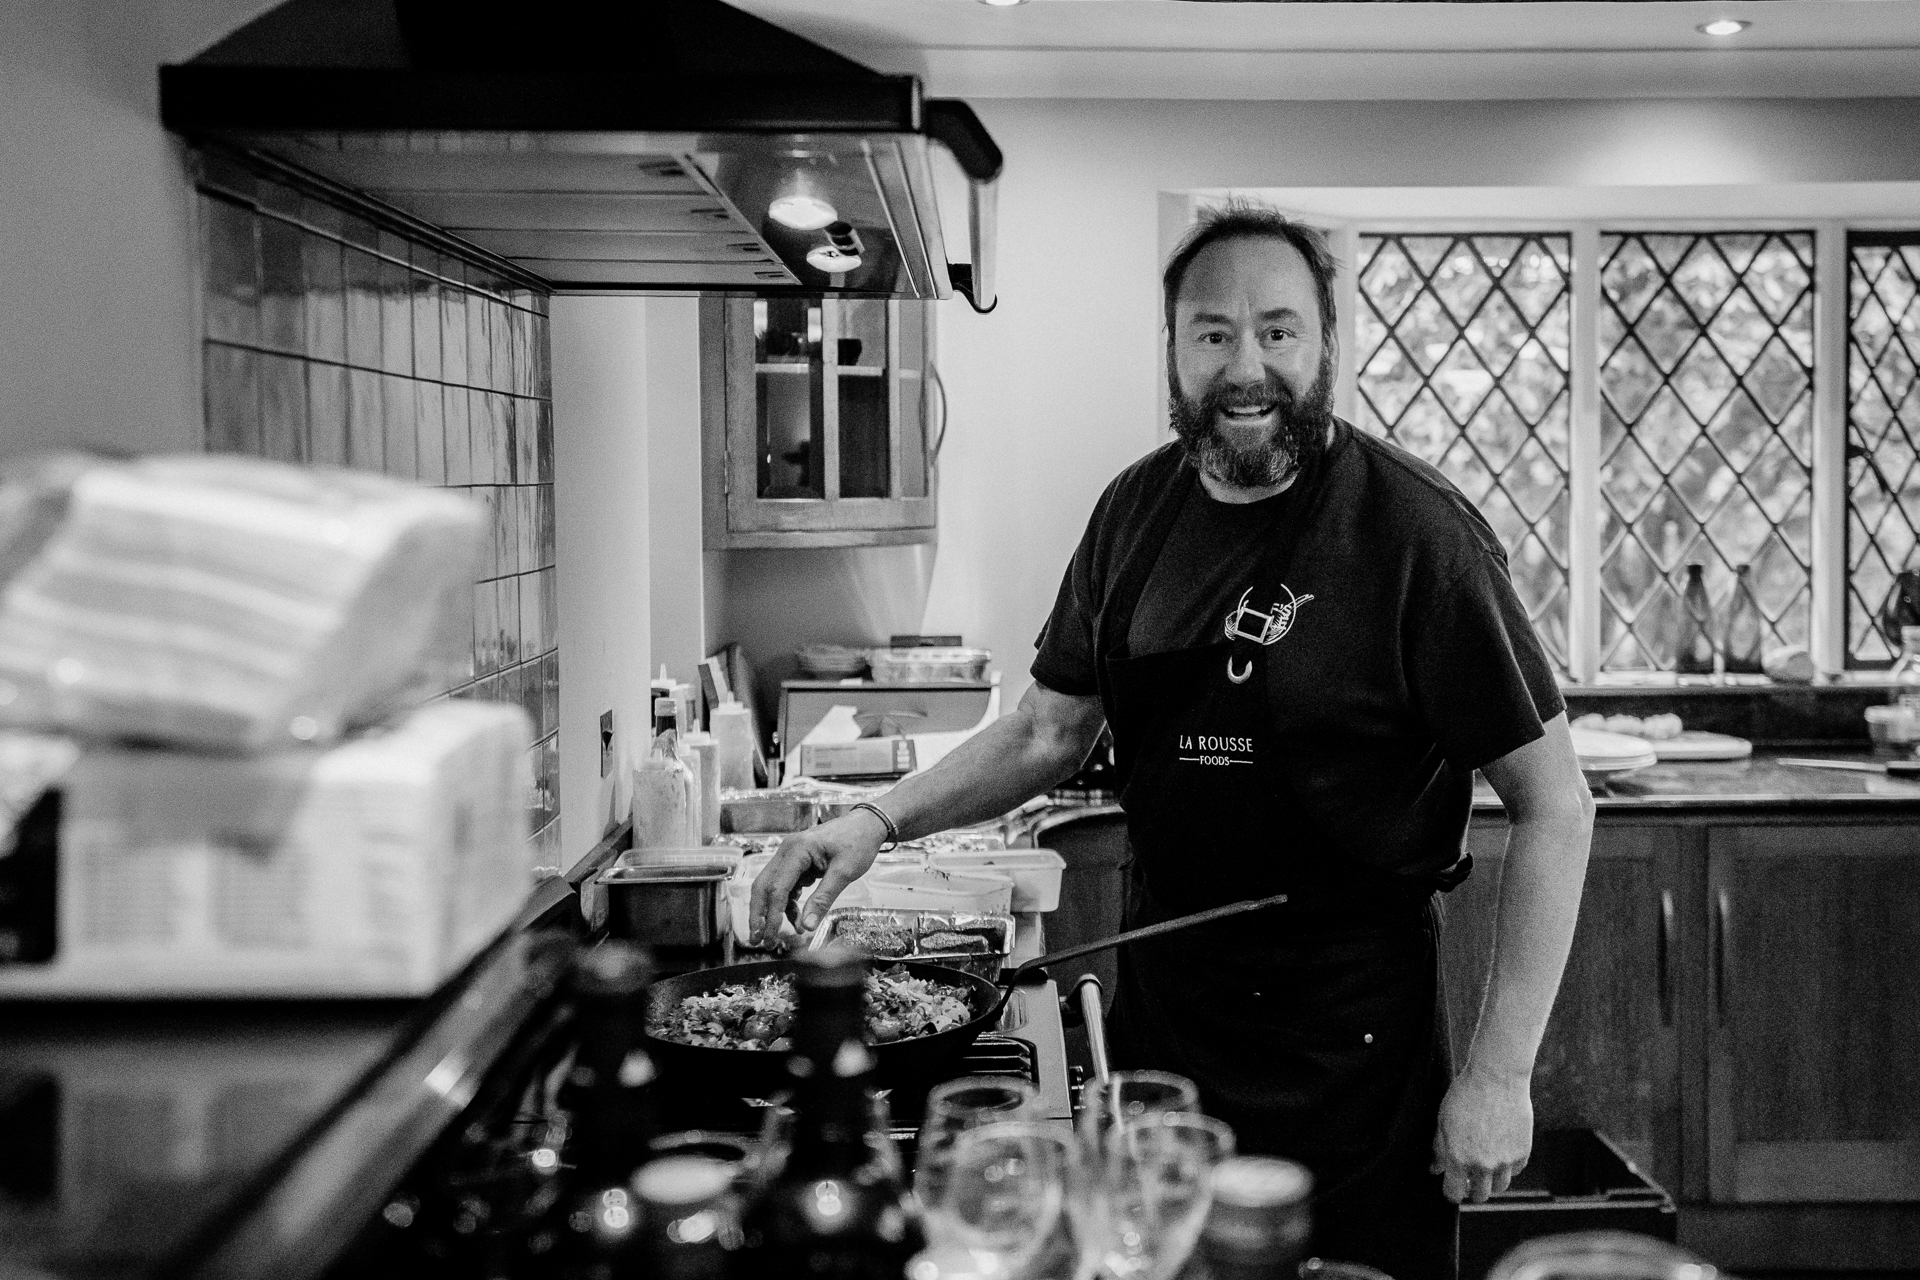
1707, 824, 1920, 1202
702, 296, 936, 547
1441, 821, 1683, 1194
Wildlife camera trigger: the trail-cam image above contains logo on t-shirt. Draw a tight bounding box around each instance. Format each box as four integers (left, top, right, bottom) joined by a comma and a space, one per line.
1223, 584, 1314, 684
1223, 585, 1314, 646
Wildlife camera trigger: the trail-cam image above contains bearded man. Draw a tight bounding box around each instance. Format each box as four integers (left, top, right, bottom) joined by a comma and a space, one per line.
750, 204, 1594, 1280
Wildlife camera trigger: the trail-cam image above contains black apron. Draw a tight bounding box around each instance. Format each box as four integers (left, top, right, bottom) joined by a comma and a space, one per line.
1097, 453, 1459, 1280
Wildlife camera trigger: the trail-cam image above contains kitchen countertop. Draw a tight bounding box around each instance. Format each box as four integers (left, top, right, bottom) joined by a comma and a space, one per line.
1474, 750, 1920, 814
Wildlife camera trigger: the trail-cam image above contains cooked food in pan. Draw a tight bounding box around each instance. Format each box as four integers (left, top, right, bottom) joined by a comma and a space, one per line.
652, 965, 973, 1050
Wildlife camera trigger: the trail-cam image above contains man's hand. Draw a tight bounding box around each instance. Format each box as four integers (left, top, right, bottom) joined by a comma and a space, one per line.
746, 807, 891, 946
1430, 1068, 1533, 1203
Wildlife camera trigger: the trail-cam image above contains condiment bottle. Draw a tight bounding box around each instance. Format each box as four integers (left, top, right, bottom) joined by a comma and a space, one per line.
1674, 563, 1717, 675
711, 697, 756, 791
1889, 625, 1920, 716
1720, 563, 1765, 675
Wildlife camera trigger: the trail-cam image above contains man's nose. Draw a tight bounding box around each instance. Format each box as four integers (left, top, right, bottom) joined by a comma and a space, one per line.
1225, 332, 1267, 384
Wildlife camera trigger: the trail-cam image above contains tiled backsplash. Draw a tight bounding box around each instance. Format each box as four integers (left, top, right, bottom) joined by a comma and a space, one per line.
191, 152, 560, 868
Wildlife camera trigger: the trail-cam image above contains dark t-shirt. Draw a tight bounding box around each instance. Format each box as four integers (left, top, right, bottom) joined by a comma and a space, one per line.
1032, 421, 1564, 886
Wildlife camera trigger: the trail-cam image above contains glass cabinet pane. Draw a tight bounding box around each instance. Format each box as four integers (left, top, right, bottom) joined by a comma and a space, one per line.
838, 299, 891, 498
898, 303, 929, 499
756, 298, 823, 499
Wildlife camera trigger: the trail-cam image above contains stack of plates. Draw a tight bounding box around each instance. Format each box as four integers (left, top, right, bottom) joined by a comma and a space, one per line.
1570, 727, 1659, 782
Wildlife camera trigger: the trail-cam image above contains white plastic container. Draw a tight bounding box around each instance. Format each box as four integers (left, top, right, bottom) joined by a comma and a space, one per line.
926, 849, 1066, 913
863, 866, 1014, 914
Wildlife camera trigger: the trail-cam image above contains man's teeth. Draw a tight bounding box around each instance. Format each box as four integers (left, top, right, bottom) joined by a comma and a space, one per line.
1222, 406, 1273, 419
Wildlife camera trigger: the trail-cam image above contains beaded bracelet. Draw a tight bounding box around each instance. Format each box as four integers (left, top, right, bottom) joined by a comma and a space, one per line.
849, 801, 900, 851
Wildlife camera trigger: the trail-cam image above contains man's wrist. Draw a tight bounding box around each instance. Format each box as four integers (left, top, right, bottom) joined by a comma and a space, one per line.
848, 801, 900, 849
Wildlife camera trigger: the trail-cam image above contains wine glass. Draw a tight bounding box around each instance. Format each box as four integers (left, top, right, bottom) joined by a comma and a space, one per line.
913, 1077, 1040, 1209
927, 1120, 1075, 1279
1094, 1111, 1235, 1280
1077, 1070, 1202, 1170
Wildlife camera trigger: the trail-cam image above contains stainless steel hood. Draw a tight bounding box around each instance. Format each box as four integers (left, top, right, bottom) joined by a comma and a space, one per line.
159, 0, 1001, 311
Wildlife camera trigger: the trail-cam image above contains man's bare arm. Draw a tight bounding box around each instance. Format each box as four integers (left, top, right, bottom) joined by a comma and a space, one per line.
746, 681, 1106, 945
1431, 710, 1594, 1203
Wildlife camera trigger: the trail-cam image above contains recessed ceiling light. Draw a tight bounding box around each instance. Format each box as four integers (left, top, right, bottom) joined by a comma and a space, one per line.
806, 246, 863, 274
1697, 18, 1750, 35
978, 0, 1027, 7
768, 194, 839, 231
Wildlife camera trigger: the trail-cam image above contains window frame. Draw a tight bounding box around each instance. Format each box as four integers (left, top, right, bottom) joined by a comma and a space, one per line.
1319, 216, 1853, 681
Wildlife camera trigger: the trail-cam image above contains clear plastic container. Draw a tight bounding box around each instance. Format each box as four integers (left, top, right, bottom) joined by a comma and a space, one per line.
866, 648, 992, 684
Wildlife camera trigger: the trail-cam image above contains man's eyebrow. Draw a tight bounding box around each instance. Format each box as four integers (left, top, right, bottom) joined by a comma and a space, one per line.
1184, 307, 1308, 325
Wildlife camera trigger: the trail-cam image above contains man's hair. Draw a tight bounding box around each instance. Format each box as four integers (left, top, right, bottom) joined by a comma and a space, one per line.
1162, 202, 1339, 338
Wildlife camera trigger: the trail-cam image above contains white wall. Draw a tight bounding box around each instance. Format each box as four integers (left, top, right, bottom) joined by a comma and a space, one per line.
0, 0, 274, 457
923, 96, 1920, 707
552, 297, 654, 868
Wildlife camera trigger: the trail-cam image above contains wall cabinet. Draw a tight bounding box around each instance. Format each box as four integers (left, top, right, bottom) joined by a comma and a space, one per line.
1445, 816, 1920, 1213
701, 295, 938, 549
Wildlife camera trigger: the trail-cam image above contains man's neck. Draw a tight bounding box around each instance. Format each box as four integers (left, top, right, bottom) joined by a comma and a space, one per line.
1197, 467, 1295, 505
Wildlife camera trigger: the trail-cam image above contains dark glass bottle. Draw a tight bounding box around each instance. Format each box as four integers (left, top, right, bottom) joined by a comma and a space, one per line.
635, 1155, 739, 1280
1190, 1157, 1314, 1280
1720, 563, 1765, 675
730, 950, 924, 1280
1674, 563, 1717, 675
525, 942, 660, 1280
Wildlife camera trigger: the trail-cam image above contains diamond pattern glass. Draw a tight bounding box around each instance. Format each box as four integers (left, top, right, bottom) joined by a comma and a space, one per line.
1357, 234, 1572, 669
1847, 235, 1920, 666
1597, 232, 1814, 670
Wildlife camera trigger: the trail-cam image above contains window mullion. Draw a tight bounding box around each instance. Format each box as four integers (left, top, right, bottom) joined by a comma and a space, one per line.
1569, 223, 1603, 683
1812, 220, 1849, 673
1331, 223, 1362, 424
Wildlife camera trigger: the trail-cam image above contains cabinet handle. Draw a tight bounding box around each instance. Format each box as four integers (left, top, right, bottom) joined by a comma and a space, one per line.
1714, 887, 1732, 1027
1659, 889, 1676, 1026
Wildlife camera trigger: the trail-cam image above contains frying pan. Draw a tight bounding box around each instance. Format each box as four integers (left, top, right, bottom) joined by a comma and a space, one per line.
640, 891, 1290, 1098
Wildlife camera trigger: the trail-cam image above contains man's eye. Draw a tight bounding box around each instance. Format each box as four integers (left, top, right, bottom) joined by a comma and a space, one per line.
1265, 328, 1294, 342
1198, 332, 1228, 345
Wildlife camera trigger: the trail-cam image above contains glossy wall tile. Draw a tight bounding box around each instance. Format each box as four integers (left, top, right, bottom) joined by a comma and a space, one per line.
192, 152, 560, 859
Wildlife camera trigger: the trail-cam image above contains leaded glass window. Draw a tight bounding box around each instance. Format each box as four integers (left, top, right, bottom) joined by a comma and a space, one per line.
1355, 234, 1573, 669
1595, 232, 1815, 670
1846, 233, 1920, 665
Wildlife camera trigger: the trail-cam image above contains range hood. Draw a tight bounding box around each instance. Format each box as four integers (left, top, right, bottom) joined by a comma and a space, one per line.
160, 0, 1001, 310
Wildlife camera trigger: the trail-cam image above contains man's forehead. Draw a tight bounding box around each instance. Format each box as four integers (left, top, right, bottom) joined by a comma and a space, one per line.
1176, 237, 1317, 313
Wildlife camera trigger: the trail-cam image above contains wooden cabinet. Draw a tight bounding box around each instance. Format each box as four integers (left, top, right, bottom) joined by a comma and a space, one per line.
1449, 813, 1920, 1218
701, 294, 938, 548
1442, 823, 1684, 1194
1706, 823, 1920, 1203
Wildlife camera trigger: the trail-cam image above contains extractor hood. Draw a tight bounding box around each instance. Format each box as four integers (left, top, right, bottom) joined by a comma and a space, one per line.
160, 0, 1002, 311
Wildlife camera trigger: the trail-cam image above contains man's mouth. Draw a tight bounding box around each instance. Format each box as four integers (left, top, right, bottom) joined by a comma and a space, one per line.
1218, 403, 1277, 424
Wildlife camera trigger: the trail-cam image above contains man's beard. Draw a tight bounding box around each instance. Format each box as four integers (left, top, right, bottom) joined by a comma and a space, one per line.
1168, 351, 1335, 488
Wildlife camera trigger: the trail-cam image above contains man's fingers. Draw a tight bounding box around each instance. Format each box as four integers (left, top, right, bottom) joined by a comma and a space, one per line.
1468, 1169, 1496, 1204
1490, 1166, 1515, 1196
750, 848, 810, 944
1441, 1167, 1472, 1204
799, 863, 861, 931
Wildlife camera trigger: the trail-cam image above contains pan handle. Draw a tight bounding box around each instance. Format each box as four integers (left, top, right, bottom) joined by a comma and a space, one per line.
1003, 891, 1291, 989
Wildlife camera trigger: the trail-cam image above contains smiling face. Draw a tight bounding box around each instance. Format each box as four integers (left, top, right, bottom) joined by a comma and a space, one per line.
1168, 235, 1336, 490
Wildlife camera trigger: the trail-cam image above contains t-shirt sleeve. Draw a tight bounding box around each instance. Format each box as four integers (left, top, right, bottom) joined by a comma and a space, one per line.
1408, 550, 1567, 772
1030, 512, 1104, 698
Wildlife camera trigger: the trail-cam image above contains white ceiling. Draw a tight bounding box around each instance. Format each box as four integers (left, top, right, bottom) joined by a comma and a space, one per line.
733, 0, 1920, 99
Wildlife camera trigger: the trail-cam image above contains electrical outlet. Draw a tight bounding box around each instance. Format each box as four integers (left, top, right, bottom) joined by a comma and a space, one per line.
599, 710, 614, 778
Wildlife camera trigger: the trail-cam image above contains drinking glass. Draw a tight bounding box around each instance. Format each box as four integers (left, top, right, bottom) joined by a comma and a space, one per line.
928, 1120, 1076, 1279
1094, 1111, 1236, 1280
1078, 1070, 1203, 1169
913, 1077, 1040, 1209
